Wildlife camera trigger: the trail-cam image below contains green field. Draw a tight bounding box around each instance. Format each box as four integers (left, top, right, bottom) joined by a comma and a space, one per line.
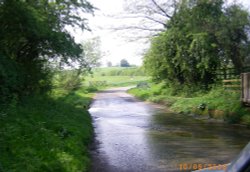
84, 67, 149, 87
91, 67, 146, 76
84, 76, 149, 87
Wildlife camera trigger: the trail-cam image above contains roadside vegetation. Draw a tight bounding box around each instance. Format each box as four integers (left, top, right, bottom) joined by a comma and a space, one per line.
1, 0, 250, 170
0, 0, 96, 171
129, 0, 250, 127
0, 64, 147, 171
129, 83, 250, 126
0, 86, 93, 171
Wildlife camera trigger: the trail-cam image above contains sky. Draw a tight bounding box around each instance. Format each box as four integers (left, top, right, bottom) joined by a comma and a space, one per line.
70, 0, 250, 67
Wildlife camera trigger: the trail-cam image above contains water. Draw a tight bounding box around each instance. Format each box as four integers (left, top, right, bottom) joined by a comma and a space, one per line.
89, 87, 250, 172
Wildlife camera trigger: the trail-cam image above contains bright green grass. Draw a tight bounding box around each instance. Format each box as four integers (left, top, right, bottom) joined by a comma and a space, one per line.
92, 67, 137, 74
0, 87, 93, 172
128, 84, 250, 125
83, 67, 149, 87
90, 67, 146, 77
91, 67, 123, 74
84, 76, 149, 87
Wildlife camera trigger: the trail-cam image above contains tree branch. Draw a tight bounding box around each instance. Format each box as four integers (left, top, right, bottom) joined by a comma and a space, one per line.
150, 0, 172, 19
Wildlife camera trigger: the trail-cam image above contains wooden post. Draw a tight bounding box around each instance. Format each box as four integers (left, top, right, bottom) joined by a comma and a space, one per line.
241, 73, 250, 104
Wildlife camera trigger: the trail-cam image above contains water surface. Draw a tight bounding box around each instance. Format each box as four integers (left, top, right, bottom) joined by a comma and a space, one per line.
89, 87, 250, 172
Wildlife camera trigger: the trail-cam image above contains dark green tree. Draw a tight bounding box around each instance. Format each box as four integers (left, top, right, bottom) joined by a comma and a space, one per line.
217, 4, 250, 73
120, 59, 130, 67
144, 0, 250, 89
0, 0, 94, 100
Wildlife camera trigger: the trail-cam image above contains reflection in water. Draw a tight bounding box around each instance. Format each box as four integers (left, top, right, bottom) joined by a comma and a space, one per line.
147, 111, 250, 171
89, 88, 250, 172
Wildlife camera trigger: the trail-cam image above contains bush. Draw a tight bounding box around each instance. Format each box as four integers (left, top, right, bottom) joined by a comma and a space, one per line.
55, 71, 83, 91
0, 55, 19, 103
128, 88, 150, 100
241, 115, 250, 127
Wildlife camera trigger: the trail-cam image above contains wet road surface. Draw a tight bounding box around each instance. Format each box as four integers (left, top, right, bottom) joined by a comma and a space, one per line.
88, 87, 250, 172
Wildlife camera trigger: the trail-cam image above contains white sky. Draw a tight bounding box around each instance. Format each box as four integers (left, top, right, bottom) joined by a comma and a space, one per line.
70, 0, 250, 67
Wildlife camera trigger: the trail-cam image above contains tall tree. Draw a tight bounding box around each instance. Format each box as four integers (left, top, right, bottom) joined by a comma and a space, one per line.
82, 37, 102, 68
218, 4, 250, 73
143, 0, 250, 88
0, 0, 94, 99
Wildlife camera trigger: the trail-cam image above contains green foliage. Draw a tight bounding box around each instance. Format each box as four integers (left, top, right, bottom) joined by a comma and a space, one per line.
0, 88, 93, 171
0, 0, 94, 100
54, 70, 84, 91
143, 0, 250, 89
241, 115, 250, 127
129, 83, 250, 125
218, 5, 250, 72
82, 37, 102, 68
0, 54, 19, 104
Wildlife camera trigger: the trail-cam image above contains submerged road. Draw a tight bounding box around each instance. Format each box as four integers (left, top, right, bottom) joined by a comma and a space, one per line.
89, 87, 250, 172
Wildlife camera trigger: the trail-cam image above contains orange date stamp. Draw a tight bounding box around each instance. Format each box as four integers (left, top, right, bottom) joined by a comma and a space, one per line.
179, 163, 227, 171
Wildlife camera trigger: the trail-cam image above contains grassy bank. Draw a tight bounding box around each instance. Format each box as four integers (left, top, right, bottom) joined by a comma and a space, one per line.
128, 83, 250, 126
0, 87, 94, 172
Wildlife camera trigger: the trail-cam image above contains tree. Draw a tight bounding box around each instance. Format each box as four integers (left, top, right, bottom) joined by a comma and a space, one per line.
107, 61, 113, 67
143, 0, 250, 89
82, 37, 102, 68
120, 59, 130, 67
218, 4, 250, 73
0, 0, 94, 100
109, 0, 179, 40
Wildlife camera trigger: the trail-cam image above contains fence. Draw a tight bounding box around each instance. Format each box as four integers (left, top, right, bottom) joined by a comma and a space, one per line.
216, 66, 250, 80
222, 79, 241, 92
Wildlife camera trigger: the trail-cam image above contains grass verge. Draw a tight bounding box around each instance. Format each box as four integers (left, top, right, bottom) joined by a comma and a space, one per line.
128, 83, 250, 126
0, 87, 94, 172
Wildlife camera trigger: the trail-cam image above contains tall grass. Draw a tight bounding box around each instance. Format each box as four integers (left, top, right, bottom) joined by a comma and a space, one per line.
0, 87, 93, 172
128, 82, 250, 126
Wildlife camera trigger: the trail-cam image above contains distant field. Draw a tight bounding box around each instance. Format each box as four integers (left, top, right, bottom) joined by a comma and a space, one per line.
83, 67, 149, 87
91, 67, 123, 74
91, 67, 146, 76
84, 76, 149, 87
